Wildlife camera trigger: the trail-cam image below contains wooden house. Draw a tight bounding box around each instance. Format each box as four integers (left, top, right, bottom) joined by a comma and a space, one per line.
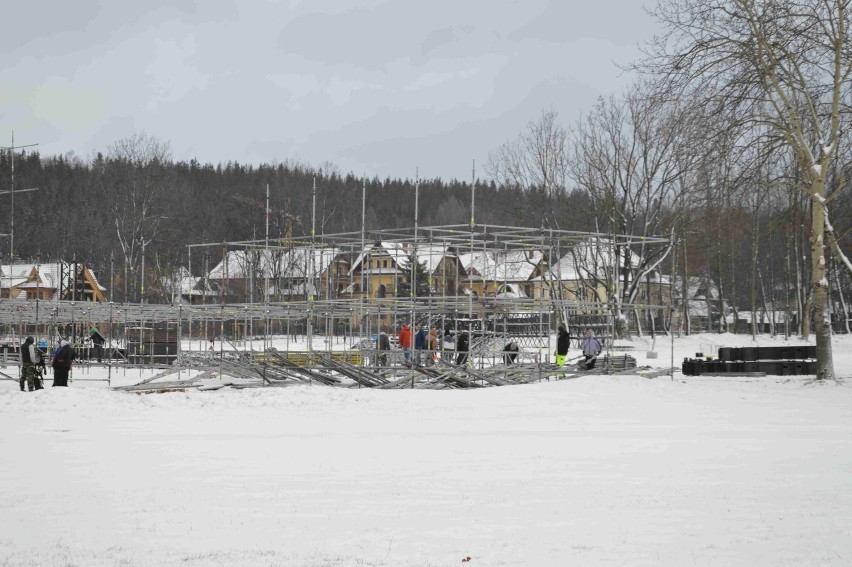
345, 242, 463, 298
0, 262, 107, 302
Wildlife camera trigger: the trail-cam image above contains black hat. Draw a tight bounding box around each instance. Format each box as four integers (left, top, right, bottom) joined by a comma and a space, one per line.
25, 336, 34, 343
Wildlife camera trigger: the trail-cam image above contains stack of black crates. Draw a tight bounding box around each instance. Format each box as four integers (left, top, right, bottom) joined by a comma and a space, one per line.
682, 345, 816, 376
126, 322, 178, 365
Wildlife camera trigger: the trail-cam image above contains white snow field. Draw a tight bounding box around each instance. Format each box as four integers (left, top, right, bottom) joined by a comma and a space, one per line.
1, 333, 851, 566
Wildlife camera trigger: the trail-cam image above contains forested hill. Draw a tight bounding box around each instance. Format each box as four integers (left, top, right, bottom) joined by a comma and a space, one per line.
2, 149, 595, 271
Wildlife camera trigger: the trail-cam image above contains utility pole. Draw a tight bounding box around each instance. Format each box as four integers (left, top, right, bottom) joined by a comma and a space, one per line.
1, 132, 39, 263
469, 159, 475, 324
411, 168, 419, 329
413, 167, 419, 296
360, 177, 366, 335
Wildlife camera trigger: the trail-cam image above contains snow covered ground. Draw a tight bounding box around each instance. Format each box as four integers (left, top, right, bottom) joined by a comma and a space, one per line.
1, 333, 851, 566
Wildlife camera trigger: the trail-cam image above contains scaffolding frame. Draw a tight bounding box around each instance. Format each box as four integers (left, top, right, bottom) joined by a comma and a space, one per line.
2, 224, 670, 376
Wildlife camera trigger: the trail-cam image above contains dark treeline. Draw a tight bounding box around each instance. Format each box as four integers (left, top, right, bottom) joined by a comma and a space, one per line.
1, 146, 597, 288
4, 139, 849, 331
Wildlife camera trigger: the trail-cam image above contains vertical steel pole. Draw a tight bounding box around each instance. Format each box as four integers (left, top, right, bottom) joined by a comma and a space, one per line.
412, 168, 419, 326
9, 131, 14, 262
468, 159, 475, 366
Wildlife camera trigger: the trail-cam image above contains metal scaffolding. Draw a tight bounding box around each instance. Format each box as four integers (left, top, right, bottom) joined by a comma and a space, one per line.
1, 224, 670, 384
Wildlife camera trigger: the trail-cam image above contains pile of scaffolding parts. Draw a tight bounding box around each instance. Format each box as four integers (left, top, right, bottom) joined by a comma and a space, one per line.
113, 347, 663, 394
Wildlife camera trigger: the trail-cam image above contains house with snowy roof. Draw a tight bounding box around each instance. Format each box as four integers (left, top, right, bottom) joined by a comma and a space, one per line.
0, 262, 107, 302
345, 241, 463, 298
160, 266, 219, 304
668, 275, 726, 332
457, 249, 544, 299
531, 238, 673, 307
206, 246, 348, 302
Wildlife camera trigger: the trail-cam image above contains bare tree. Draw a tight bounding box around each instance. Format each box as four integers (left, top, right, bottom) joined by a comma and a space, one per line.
487, 108, 568, 225
566, 83, 697, 332
101, 132, 172, 302
642, 0, 852, 379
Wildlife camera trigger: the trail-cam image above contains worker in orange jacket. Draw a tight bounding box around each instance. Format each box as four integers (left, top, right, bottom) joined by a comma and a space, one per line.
398, 324, 412, 363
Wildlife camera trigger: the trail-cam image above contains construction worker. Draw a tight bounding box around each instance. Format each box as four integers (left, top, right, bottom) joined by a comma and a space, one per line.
556, 324, 570, 366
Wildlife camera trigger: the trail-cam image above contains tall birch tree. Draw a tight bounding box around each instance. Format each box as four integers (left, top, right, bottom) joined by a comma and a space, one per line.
642, 0, 852, 379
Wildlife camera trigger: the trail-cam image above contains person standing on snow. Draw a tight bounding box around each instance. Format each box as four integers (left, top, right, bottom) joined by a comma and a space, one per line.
580, 329, 602, 370
556, 324, 571, 367
19, 336, 44, 392
441, 327, 454, 362
424, 328, 439, 366
89, 326, 105, 363
376, 329, 391, 367
455, 331, 469, 366
413, 324, 427, 366
52, 339, 76, 387
398, 324, 412, 364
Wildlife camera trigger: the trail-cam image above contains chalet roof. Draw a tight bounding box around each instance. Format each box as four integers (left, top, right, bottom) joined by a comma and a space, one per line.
670, 276, 720, 300
0, 262, 107, 298
162, 267, 217, 298
348, 242, 456, 276
458, 250, 542, 282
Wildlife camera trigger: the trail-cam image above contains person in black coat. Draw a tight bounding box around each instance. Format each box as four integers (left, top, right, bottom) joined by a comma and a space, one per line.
556, 325, 571, 367
19, 336, 45, 391
90, 326, 106, 363
503, 341, 520, 365
376, 330, 391, 366
52, 339, 76, 387
455, 331, 470, 366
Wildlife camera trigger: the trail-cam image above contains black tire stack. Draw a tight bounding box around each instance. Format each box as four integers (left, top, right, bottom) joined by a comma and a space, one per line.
683, 345, 816, 376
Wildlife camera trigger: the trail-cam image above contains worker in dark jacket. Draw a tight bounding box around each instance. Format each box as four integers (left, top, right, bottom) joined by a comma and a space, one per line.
90, 326, 105, 363
52, 339, 76, 387
19, 336, 44, 392
503, 341, 520, 365
413, 325, 427, 366
455, 331, 470, 366
556, 325, 571, 366
377, 330, 391, 366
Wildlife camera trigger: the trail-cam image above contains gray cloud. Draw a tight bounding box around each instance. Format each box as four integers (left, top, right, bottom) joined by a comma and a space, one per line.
2, 0, 656, 180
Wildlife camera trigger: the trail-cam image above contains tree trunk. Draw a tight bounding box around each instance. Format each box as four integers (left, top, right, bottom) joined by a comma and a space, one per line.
834, 264, 850, 334
716, 223, 727, 333
783, 230, 793, 340
796, 200, 809, 338
682, 237, 690, 336
810, 181, 834, 380
729, 213, 739, 333
750, 204, 760, 340
758, 264, 774, 336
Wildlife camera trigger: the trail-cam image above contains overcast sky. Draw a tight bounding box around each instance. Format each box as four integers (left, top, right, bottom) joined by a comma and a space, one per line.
2, 1, 656, 181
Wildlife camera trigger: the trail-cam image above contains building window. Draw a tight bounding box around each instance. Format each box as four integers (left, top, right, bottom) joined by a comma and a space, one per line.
377, 284, 387, 298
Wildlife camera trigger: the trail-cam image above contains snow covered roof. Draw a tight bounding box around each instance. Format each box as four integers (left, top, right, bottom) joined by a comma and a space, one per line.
671, 276, 719, 301
208, 247, 342, 280
458, 250, 542, 282
540, 239, 641, 282
161, 267, 217, 297
349, 242, 456, 276
0, 262, 107, 298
